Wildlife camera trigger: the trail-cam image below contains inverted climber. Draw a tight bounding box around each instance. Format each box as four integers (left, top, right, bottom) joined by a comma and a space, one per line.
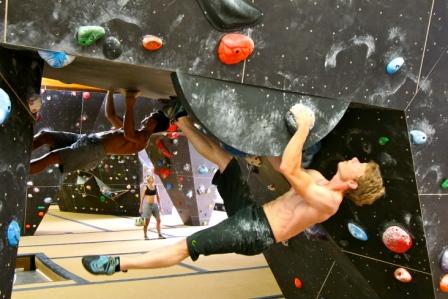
81, 102, 385, 275
29, 89, 169, 175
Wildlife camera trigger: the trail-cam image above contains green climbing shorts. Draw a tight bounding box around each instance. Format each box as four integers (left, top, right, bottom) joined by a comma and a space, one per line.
186, 159, 275, 261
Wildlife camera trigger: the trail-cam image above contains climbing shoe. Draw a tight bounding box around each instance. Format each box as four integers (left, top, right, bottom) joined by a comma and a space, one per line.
82, 255, 120, 275
162, 100, 187, 123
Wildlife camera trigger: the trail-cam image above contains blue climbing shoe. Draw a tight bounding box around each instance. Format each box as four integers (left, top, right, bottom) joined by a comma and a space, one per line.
82, 255, 120, 275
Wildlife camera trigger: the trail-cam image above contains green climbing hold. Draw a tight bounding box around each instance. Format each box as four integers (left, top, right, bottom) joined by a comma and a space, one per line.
441, 179, 448, 189
379, 137, 390, 145
100, 195, 107, 203
76, 26, 106, 46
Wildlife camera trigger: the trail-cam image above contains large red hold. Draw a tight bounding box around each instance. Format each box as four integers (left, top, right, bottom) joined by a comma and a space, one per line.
218, 33, 254, 65
382, 225, 413, 254
155, 138, 172, 159
154, 168, 171, 179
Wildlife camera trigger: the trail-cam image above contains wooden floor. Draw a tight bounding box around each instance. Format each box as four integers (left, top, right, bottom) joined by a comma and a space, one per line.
13, 206, 283, 299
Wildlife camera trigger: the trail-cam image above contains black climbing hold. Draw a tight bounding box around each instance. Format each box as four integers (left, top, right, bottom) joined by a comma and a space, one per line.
195, 0, 263, 32
102, 37, 123, 60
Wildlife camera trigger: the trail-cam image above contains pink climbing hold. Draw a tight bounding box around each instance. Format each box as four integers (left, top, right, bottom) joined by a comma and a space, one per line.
82, 92, 91, 101
394, 268, 412, 283
382, 225, 413, 254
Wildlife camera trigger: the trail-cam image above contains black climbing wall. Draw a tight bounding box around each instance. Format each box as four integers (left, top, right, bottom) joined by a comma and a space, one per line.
148, 133, 217, 226
247, 106, 434, 299
0, 47, 43, 299
2, 0, 433, 110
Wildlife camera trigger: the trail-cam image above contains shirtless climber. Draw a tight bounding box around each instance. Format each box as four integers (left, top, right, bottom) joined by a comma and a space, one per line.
81, 102, 385, 275
29, 89, 169, 175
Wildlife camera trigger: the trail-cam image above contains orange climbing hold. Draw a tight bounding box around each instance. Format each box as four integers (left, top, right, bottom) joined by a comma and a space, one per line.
218, 33, 254, 65
440, 274, 448, 293
142, 35, 163, 51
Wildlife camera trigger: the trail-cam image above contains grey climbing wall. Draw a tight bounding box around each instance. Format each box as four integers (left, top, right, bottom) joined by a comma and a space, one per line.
148, 133, 217, 226
404, 0, 448, 296
173, 72, 350, 156
0, 47, 43, 299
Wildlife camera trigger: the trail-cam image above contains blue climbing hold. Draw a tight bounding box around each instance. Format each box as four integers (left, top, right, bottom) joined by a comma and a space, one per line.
222, 143, 248, 157
38, 50, 75, 68
440, 248, 448, 273
7, 220, 21, 247
198, 165, 209, 175
165, 182, 173, 191
347, 222, 368, 241
0, 88, 11, 125
410, 130, 427, 145
386, 57, 405, 75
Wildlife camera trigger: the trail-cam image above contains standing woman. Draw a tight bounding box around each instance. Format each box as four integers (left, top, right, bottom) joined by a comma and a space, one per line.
139, 175, 165, 239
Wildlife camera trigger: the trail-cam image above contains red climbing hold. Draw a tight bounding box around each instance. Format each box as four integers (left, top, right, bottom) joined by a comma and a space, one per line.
440, 274, 448, 293
167, 123, 178, 132
294, 277, 303, 289
167, 132, 180, 139
155, 138, 172, 159
154, 168, 171, 179
382, 225, 413, 254
218, 33, 254, 65
142, 35, 163, 51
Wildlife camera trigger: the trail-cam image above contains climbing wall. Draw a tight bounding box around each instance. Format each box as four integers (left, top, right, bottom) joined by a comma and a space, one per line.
0, 47, 43, 299
148, 133, 218, 226
241, 106, 432, 298
2, 0, 433, 108
1, 0, 448, 297
404, 0, 448, 295
28, 90, 167, 226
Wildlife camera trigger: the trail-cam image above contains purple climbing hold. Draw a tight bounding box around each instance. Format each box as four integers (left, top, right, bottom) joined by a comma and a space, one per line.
440, 248, 448, 273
